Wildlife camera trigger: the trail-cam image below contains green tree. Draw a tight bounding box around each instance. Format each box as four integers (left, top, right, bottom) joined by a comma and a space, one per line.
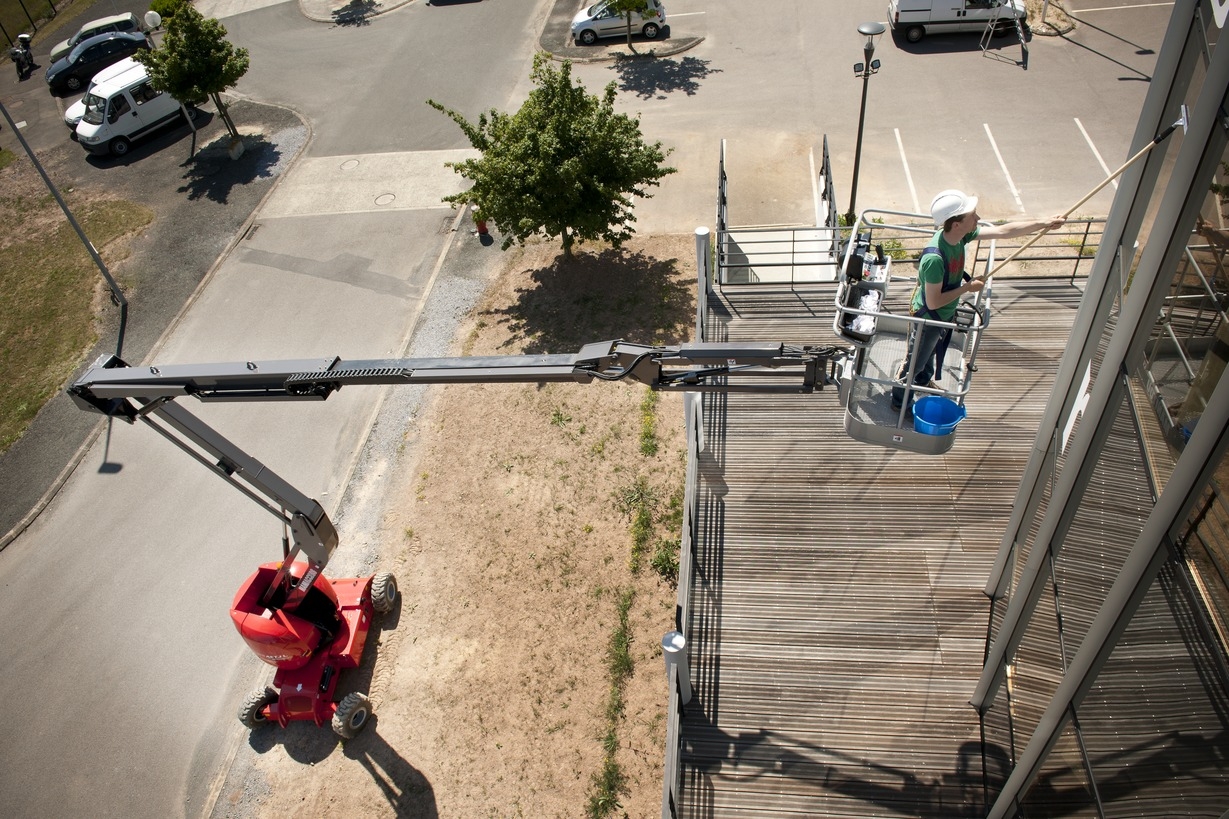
607, 0, 655, 48
428, 53, 675, 258
135, 6, 249, 142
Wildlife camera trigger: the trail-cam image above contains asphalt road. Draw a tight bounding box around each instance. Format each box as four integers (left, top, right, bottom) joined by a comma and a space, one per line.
0, 0, 551, 816
0, 0, 1175, 816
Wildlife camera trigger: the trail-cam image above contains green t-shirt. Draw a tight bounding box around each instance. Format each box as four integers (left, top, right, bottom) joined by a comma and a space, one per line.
911, 227, 979, 321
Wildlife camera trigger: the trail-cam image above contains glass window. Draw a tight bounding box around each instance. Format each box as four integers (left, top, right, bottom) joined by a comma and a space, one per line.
132, 83, 162, 105
107, 94, 131, 124
81, 93, 107, 126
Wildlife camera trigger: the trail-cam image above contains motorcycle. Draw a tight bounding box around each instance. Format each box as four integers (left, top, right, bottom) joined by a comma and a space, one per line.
9, 34, 36, 81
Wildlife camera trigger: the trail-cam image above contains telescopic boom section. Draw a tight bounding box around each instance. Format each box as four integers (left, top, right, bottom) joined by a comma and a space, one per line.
69, 340, 837, 417
67, 340, 838, 599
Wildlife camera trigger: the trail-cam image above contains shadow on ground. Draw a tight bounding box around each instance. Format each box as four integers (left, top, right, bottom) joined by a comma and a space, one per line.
485, 247, 694, 354
610, 53, 721, 99
177, 134, 283, 203
333, 0, 382, 25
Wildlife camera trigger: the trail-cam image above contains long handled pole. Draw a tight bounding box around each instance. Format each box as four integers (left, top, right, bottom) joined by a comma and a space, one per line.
987, 107, 1188, 279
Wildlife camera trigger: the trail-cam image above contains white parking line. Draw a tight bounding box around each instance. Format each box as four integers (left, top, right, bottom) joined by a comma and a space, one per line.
668, 12, 707, 17
983, 123, 1025, 211
895, 128, 920, 213
1071, 2, 1174, 12
1074, 117, 1117, 190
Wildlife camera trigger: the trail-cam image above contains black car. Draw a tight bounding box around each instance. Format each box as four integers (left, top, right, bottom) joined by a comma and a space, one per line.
46, 30, 151, 95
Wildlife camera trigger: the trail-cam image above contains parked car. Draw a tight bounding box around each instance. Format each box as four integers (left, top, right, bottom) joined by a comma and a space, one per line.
49, 12, 142, 65
75, 59, 196, 157
887, 0, 1026, 43
571, 0, 665, 45
62, 56, 140, 135
45, 30, 151, 95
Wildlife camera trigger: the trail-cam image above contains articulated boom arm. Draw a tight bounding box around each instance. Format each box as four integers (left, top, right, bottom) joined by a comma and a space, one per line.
67, 340, 840, 597
69, 340, 838, 416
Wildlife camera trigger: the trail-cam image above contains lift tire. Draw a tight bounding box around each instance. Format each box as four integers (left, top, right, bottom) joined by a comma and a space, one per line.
371, 572, 398, 614
239, 687, 277, 728
332, 692, 372, 739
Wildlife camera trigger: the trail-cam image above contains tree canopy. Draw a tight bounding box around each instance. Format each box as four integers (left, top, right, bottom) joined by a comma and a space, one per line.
136, 7, 249, 141
428, 53, 675, 258
607, 0, 654, 46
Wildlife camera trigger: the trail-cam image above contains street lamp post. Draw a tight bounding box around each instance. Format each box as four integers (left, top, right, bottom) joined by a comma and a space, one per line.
846, 21, 885, 225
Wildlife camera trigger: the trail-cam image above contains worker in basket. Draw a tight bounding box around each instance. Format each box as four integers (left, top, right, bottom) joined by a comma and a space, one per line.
891, 190, 1064, 413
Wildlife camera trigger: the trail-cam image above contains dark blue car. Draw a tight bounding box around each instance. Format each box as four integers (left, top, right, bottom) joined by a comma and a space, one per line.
45, 30, 151, 95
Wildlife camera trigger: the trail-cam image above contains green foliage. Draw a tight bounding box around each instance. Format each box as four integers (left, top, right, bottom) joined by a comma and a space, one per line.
586, 588, 635, 818
428, 52, 675, 257
136, 6, 249, 139
638, 388, 658, 455
149, 0, 190, 23
606, 0, 654, 45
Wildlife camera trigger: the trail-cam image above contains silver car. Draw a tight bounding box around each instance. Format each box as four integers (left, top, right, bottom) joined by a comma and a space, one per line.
571, 0, 665, 45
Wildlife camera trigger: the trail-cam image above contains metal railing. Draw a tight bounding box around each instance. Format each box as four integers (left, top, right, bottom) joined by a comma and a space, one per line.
659, 231, 720, 817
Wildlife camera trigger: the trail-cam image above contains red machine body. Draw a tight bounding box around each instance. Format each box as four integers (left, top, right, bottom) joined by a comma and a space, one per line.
230, 562, 379, 730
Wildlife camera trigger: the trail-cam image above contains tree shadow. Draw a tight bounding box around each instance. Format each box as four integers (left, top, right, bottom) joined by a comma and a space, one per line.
333, 0, 382, 26
177, 134, 283, 204
484, 247, 695, 354
610, 53, 721, 99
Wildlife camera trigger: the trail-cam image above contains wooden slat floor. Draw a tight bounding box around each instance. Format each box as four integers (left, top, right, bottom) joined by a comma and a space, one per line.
676, 279, 1226, 817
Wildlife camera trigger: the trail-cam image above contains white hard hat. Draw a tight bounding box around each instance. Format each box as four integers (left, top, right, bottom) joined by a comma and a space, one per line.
930, 189, 978, 228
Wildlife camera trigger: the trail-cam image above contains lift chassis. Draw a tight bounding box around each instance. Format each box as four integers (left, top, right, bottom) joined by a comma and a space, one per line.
70, 340, 840, 737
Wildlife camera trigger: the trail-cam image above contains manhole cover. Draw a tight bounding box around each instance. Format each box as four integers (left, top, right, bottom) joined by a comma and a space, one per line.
375, 193, 396, 206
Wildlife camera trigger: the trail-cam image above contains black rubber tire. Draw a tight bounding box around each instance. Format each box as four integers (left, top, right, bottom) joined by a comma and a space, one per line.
239, 687, 276, 728
185, 106, 200, 122
905, 25, 924, 43
579, 29, 597, 45
65, 75, 82, 92
642, 23, 660, 39
371, 572, 398, 614
332, 692, 372, 739
109, 137, 130, 157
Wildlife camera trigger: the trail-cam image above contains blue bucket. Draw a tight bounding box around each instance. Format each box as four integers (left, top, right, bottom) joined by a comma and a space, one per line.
913, 396, 967, 436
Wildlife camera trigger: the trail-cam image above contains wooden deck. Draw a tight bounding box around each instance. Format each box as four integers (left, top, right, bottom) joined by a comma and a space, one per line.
677, 279, 1229, 816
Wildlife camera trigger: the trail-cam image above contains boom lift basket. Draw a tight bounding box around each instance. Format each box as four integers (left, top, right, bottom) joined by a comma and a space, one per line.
834, 211, 990, 455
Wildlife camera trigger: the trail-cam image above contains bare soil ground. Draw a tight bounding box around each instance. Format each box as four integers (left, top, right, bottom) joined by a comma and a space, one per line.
227, 234, 696, 818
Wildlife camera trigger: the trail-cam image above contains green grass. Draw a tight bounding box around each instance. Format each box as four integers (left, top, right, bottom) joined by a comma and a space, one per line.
0, 163, 153, 452
586, 587, 635, 819
638, 387, 658, 455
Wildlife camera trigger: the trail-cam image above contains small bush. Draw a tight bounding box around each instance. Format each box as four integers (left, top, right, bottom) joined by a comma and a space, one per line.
149, 0, 189, 23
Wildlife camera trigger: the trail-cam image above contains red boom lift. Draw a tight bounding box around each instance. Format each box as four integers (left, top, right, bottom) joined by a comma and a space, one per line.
69, 340, 837, 738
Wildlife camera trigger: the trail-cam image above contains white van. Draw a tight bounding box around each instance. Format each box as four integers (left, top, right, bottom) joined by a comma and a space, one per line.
888, 0, 1026, 43
63, 56, 139, 135
74, 61, 196, 157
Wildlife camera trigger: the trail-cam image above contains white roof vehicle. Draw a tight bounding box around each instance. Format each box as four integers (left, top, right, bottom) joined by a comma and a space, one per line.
74, 60, 196, 157
571, 0, 665, 46
62, 57, 140, 135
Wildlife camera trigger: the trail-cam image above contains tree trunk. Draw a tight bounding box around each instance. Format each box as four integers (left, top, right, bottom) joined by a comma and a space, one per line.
562, 227, 574, 259
211, 91, 239, 141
